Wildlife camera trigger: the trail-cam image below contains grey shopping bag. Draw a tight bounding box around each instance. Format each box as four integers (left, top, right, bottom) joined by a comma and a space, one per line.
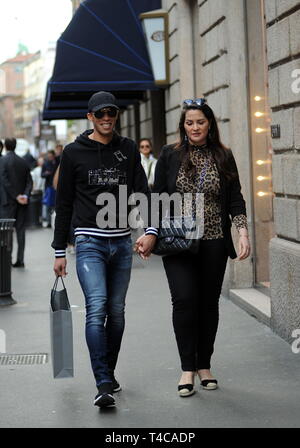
50, 276, 74, 378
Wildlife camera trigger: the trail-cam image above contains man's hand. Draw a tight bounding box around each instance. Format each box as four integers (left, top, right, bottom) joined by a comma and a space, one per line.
134, 234, 157, 259
16, 195, 28, 205
54, 258, 67, 277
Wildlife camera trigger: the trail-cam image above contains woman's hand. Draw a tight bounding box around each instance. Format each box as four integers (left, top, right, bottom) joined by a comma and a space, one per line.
134, 234, 157, 260
237, 235, 251, 261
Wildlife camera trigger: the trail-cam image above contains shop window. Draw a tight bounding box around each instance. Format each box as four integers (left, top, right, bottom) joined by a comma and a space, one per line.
246, 0, 275, 290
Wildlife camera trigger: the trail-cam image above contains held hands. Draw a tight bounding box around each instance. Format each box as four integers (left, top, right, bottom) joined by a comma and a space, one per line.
54, 258, 68, 277
134, 233, 251, 261
237, 235, 251, 261
134, 234, 157, 260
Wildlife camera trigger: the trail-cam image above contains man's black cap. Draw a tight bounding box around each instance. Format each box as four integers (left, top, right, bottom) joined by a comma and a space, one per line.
88, 91, 119, 113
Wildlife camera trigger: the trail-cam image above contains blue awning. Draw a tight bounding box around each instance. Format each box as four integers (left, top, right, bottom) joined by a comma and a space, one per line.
43, 0, 161, 120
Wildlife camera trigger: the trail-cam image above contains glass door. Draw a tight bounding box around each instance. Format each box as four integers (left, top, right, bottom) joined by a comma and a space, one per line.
246, 0, 275, 290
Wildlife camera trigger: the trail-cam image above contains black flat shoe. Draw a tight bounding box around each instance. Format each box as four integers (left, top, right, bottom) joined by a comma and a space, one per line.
178, 384, 195, 397
201, 379, 218, 390
12, 261, 25, 268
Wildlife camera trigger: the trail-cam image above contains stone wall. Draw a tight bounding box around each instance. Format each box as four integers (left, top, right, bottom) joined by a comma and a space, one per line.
265, 0, 300, 342
120, 0, 254, 290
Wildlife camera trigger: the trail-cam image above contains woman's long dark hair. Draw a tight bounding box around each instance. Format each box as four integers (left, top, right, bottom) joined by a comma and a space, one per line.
175, 104, 236, 181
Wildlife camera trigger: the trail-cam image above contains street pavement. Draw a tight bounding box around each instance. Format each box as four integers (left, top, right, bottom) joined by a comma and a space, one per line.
0, 227, 300, 428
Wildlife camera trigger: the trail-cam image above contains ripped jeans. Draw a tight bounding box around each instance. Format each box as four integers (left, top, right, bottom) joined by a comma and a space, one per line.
76, 235, 132, 387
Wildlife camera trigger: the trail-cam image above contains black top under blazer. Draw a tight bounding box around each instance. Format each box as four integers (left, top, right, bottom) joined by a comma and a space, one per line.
152, 144, 247, 259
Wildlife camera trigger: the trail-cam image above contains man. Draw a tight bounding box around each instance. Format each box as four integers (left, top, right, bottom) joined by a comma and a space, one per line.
1, 138, 33, 267
52, 91, 156, 408
22, 149, 37, 170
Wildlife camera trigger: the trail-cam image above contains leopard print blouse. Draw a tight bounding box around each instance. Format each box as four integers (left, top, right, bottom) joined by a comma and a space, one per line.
176, 145, 248, 240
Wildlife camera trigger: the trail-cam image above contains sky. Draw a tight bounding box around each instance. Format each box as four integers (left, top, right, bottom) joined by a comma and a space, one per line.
0, 0, 72, 64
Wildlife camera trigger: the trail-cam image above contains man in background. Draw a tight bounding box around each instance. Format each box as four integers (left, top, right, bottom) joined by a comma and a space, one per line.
1, 138, 33, 267
22, 149, 37, 170
0, 140, 7, 218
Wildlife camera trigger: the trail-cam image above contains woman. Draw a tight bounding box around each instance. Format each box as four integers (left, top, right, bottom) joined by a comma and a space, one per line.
138, 138, 157, 190
136, 99, 250, 397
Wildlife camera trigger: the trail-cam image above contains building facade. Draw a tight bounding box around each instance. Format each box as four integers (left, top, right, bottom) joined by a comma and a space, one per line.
69, 0, 300, 343
23, 45, 56, 145
266, 0, 300, 342
119, 0, 300, 343
0, 53, 33, 139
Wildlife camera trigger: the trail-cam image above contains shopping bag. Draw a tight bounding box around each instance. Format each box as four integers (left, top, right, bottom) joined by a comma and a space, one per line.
42, 186, 56, 207
50, 276, 74, 378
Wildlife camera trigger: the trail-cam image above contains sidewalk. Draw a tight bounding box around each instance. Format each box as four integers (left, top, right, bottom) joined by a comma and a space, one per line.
0, 227, 300, 428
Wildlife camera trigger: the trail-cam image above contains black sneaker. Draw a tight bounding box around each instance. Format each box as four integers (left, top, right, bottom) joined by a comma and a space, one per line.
110, 372, 122, 392
94, 382, 115, 408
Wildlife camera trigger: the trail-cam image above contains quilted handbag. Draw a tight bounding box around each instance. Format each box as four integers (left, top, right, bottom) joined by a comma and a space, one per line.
152, 216, 200, 256
152, 157, 209, 256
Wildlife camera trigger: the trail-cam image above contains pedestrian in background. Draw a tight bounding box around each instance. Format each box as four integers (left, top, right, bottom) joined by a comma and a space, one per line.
136, 99, 250, 397
30, 155, 46, 226
41, 150, 58, 228
31, 156, 46, 193
23, 149, 37, 170
138, 138, 157, 190
1, 137, 33, 267
54, 143, 63, 165
52, 91, 153, 408
0, 139, 7, 218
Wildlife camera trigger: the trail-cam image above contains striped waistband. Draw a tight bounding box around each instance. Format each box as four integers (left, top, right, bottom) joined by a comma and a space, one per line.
54, 227, 131, 258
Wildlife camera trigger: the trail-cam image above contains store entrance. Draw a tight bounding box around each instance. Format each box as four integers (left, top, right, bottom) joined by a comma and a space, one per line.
246, 0, 275, 290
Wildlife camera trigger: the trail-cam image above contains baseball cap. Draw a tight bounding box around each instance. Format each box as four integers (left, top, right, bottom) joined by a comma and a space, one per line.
88, 91, 120, 113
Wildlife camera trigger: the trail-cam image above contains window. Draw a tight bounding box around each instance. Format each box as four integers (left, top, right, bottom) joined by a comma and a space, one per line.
246, 0, 274, 289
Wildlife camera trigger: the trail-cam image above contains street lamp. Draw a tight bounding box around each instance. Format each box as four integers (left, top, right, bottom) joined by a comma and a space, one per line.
140, 9, 169, 86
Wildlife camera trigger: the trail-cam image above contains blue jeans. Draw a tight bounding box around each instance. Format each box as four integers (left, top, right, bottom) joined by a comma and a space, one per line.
76, 235, 132, 387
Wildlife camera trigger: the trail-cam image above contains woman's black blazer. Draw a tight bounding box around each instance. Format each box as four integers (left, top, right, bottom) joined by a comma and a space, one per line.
152, 144, 247, 259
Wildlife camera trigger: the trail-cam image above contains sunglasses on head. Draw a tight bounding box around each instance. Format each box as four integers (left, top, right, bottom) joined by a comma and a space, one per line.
93, 108, 118, 119
182, 98, 207, 107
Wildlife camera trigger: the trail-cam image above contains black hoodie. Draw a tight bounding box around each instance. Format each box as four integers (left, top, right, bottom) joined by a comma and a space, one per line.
52, 131, 156, 257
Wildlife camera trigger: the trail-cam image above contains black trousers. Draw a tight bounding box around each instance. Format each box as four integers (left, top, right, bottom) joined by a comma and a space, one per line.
163, 238, 228, 371
2, 202, 28, 264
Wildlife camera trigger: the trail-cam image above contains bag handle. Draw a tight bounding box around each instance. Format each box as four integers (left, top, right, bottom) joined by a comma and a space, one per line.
52, 276, 66, 292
